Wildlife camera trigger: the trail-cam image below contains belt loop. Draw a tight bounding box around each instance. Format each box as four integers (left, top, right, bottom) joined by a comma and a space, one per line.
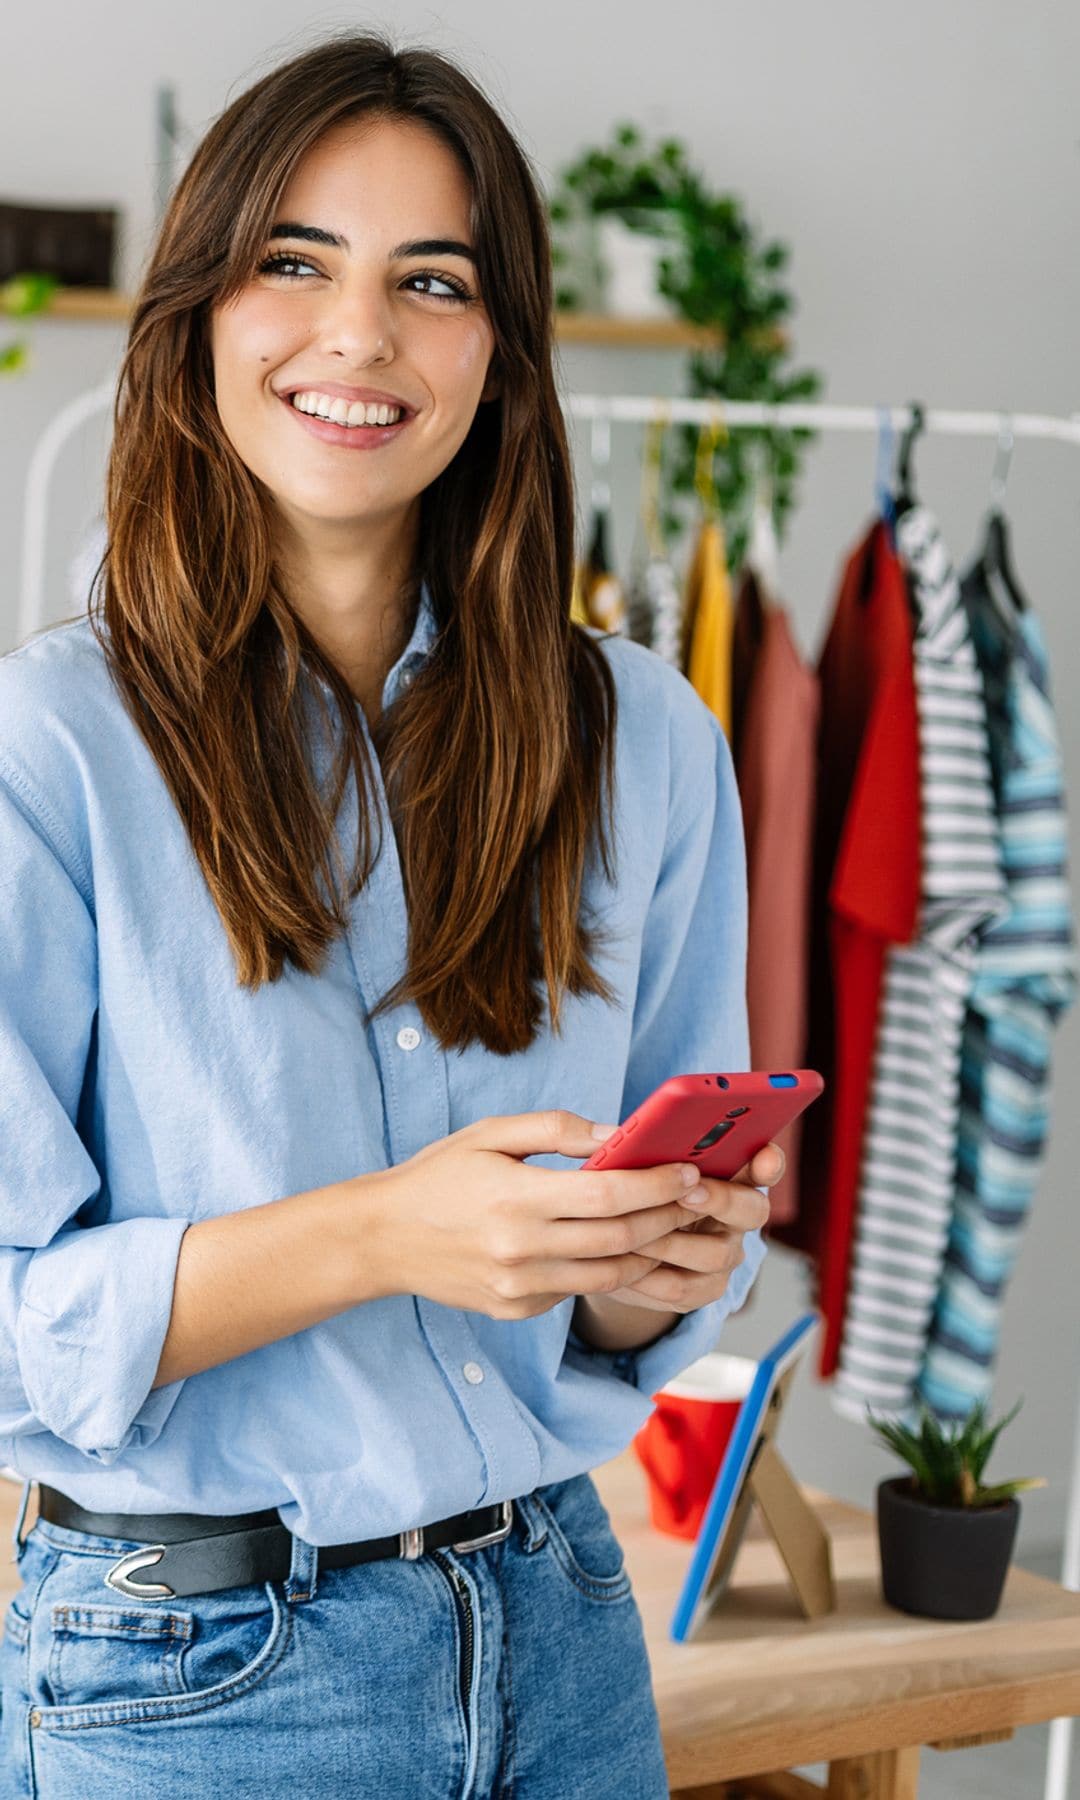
284, 1532, 318, 1605
9, 1478, 33, 1564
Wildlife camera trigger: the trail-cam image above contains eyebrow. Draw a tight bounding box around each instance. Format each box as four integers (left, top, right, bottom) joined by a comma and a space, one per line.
268, 223, 478, 264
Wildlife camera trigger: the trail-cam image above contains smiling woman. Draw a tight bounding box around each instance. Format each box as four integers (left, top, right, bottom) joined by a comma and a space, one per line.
94, 30, 616, 1042
0, 27, 763, 1800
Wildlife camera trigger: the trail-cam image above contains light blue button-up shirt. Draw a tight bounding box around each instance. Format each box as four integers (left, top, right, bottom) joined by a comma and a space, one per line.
0, 581, 765, 1543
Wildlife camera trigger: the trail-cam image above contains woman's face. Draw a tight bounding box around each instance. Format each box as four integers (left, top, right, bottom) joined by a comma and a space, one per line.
209, 115, 499, 541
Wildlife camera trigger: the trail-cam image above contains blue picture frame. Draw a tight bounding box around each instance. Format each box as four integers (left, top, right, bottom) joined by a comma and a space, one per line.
669, 1310, 819, 1642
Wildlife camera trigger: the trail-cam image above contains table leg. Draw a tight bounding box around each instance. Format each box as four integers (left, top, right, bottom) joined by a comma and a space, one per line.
826, 1747, 920, 1799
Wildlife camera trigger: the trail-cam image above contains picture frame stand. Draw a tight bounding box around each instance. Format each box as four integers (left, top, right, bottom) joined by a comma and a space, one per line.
748, 1433, 835, 1619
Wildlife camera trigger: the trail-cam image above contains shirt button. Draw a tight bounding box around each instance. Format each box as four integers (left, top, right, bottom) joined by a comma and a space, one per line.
463, 1362, 485, 1385
396, 1026, 421, 1051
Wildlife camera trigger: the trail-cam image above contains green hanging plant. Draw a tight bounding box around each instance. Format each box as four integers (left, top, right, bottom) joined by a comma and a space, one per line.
548, 124, 824, 569
1, 272, 60, 376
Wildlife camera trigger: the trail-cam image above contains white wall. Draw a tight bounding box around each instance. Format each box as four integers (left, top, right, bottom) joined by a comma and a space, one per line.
4, 2, 1079, 1553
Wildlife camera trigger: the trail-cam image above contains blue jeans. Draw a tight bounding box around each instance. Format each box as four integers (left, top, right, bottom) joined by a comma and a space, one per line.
0, 1471, 669, 1798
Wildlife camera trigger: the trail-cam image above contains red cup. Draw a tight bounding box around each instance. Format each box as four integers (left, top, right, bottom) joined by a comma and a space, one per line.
633, 1352, 756, 1539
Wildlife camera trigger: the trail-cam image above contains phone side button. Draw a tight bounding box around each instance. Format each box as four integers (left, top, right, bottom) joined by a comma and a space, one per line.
623, 1117, 639, 1133
607, 1130, 624, 1147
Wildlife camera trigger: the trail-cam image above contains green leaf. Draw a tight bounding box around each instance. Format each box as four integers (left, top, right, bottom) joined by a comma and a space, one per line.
1, 272, 59, 317
976, 1477, 1046, 1505
0, 338, 28, 375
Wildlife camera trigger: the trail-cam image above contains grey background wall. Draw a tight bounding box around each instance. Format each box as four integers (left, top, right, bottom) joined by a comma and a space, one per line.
3, 3, 1079, 1553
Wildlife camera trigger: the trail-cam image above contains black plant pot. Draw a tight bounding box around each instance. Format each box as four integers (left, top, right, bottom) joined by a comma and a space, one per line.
876, 1477, 1020, 1621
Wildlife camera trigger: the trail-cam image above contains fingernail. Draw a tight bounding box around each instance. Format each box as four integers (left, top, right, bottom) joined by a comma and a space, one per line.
590, 1121, 618, 1140
680, 1164, 701, 1187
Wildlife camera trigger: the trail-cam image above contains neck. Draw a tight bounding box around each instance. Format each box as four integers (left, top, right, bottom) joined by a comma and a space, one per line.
272, 506, 422, 714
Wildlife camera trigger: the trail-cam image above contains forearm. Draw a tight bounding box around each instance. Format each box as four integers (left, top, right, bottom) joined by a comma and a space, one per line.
151, 1175, 382, 1389
571, 1294, 681, 1354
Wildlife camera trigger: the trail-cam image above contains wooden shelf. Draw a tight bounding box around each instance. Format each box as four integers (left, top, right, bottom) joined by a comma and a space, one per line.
34, 289, 734, 348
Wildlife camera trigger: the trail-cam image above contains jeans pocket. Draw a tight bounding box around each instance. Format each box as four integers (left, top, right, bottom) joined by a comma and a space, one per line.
26, 1537, 294, 1728
48, 1601, 194, 1706
530, 1473, 633, 1605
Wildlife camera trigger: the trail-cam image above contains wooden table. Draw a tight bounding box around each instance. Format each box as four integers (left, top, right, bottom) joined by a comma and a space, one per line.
592, 1448, 1080, 1800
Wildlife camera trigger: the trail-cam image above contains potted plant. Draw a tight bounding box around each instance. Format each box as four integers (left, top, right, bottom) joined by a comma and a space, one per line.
547, 124, 824, 567
870, 1399, 1045, 1622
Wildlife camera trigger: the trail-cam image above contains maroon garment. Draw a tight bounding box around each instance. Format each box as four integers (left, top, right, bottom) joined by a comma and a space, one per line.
731, 571, 819, 1225
769, 521, 921, 1378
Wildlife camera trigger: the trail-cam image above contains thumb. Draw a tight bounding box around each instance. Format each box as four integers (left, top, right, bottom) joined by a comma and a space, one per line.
464, 1109, 620, 1160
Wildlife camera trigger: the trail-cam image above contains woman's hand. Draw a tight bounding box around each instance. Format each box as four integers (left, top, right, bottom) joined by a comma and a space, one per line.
584, 1143, 782, 1316
366, 1110, 710, 1319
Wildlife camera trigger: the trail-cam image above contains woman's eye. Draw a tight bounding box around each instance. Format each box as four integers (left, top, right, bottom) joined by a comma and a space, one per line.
257, 253, 318, 278
403, 271, 473, 304
255, 254, 472, 304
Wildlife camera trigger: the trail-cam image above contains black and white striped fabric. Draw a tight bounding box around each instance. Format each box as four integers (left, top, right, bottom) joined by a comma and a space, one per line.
832, 507, 1009, 1423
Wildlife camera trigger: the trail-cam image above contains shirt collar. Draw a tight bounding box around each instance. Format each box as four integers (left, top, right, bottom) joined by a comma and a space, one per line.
307, 574, 439, 713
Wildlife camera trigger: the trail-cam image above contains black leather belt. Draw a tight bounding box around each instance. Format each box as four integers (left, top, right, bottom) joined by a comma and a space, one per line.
35, 1484, 515, 1601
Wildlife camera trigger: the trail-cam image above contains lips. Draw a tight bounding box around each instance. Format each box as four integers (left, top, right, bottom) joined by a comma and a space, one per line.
279, 391, 414, 450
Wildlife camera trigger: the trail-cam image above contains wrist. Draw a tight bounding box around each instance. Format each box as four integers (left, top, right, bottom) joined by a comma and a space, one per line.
571, 1294, 681, 1354
324, 1170, 400, 1307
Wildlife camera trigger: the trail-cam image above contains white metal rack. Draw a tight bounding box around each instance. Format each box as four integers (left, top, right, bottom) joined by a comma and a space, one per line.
15, 383, 1080, 1796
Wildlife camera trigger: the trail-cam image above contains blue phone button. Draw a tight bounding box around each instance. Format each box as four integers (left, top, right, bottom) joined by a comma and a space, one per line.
769, 1073, 797, 1087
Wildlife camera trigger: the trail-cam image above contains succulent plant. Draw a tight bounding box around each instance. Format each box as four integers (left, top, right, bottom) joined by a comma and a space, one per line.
868, 1399, 1046, 1509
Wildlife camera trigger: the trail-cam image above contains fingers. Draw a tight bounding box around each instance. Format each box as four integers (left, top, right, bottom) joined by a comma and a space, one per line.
541, 1199, 694, 1261
465, 1108, 625, 1165
677, 1175, 770, 1233
731, 1141, 786, 1187
529, 1159, 703, 1219
506, 1251, 664, 1300
641, 1223, 748, 1277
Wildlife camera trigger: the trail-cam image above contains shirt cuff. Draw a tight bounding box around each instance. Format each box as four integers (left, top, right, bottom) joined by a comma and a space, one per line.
566, 1228, 767, 1395
16, 1216, 190, 1464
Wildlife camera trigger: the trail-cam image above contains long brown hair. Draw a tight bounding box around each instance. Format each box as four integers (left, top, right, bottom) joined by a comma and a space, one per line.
90, 29, 622, 1055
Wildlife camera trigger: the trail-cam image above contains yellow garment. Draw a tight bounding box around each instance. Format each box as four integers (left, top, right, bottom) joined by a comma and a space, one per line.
683, 517, 733, 736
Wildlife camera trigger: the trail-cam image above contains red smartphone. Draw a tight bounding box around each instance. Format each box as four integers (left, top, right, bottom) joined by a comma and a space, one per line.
579, 1070, 824, 1181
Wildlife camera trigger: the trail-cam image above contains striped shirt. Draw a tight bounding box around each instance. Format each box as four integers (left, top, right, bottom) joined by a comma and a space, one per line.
915, 561, 1077, 1418
833, 507, 1009, 1423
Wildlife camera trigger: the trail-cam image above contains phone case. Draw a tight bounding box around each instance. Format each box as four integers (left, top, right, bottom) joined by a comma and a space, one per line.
579, 1070, 824, 1180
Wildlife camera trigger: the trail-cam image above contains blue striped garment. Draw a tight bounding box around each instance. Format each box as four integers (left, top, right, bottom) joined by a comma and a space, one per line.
916, 560, 1078, 1419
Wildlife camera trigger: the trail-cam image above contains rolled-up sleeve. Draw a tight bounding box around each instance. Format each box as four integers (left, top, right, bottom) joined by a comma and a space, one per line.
566, 700, 767, 1394
0, 764, 188, 1465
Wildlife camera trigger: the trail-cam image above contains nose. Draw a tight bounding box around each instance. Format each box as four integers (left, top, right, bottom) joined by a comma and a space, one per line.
318, 277, 396, 365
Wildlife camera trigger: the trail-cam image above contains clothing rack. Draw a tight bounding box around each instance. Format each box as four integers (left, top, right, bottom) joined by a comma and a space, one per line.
15, 382, 1080, 1799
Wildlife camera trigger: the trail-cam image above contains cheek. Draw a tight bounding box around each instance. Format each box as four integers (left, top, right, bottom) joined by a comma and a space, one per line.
442, 319, 496, 387
212, 299, 310, 412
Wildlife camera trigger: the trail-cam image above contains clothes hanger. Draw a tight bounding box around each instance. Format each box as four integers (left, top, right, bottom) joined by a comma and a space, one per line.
972, 417, 1028, 613
892, 400, 926, 520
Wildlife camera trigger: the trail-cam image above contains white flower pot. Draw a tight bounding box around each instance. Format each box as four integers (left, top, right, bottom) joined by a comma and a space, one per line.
595, 213, 681, 320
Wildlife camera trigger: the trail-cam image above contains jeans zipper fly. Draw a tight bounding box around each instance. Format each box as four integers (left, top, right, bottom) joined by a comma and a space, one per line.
430, 1551, 474, 1719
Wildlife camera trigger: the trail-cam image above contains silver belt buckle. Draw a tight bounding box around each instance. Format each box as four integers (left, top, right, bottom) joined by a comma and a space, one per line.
399, 1526, 424, 1561
104, 1544, 175, 1600
451, 1499, 513, 1554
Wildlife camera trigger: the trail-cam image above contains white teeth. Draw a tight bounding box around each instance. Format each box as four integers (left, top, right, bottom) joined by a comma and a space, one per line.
289, 390, 404, 427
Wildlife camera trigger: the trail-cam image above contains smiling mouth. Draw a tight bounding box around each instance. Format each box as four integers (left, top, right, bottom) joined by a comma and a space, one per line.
279, 392, 414, 448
